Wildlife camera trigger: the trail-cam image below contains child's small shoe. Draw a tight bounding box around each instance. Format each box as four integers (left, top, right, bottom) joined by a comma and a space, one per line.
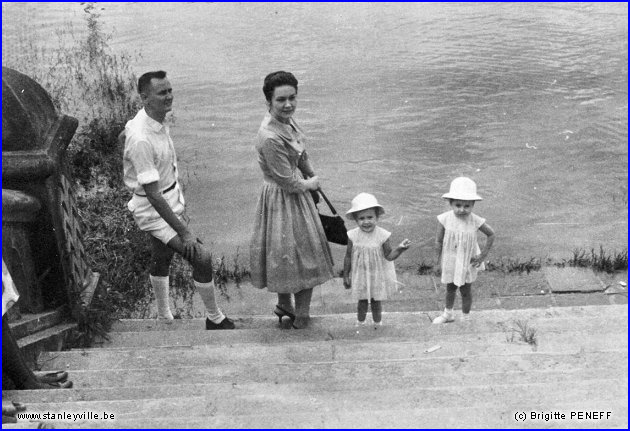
461, 313, 471, 322
432, 310, 455, 324
355, 320, 366, 327
373, 321, 383, 329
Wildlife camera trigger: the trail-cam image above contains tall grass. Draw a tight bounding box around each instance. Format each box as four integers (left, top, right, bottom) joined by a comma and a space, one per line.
4, 4, 153, 321
3, 3, 141, 188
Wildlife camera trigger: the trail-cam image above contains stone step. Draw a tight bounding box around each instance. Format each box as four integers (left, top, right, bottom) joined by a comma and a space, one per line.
109, 303, 627, 332
95, 319, 626, 350
9, 378, 626, 420
25, 348, 627, 389
16, 322, 77, 363
5, 304, 624, 429
8, 306, 67, 340
5, 358, 625, 404
149, 271, 625, 318
42, 328, 627, 370
5, 400, 628, 429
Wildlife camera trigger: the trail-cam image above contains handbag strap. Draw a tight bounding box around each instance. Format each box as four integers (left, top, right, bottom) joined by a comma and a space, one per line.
317, 188, 338, 216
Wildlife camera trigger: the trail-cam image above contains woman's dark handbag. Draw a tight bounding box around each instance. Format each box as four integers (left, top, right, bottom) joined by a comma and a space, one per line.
315, 189, 348, 245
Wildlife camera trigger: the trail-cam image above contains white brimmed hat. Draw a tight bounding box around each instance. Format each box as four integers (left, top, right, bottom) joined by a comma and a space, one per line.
442, 177, 483, 201
345, 193, 385, 220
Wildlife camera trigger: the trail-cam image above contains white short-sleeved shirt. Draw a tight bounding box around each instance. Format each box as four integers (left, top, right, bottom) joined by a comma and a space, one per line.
123, 109, 185, 233
123, 108, 178, 195
438, 210, 486, 287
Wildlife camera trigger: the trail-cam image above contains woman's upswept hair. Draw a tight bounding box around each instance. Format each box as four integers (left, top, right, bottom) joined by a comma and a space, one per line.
263, 71, 298, 102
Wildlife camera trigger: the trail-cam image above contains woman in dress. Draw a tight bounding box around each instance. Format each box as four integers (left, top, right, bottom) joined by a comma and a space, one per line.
250, 71, 334, 329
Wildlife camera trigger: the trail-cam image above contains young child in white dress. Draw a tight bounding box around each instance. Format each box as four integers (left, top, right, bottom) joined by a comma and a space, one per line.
433, 177, 495, 323
343, 193, 411, 326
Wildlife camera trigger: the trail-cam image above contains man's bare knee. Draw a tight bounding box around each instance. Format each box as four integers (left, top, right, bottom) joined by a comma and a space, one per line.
191, 247, 213, 270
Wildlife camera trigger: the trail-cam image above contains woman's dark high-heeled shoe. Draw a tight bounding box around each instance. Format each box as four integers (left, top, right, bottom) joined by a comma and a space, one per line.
274, 305, 296, 323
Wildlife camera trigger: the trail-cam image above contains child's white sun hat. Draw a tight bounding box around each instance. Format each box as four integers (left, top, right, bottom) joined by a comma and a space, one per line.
345, 193, 385, 219
442, 177, 483, 201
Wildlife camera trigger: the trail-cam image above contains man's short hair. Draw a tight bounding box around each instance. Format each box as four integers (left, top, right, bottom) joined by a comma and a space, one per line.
138, 71, 167, 95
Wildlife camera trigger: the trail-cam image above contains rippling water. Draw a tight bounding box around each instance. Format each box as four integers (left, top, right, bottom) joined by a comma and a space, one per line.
3, 2, 627, 268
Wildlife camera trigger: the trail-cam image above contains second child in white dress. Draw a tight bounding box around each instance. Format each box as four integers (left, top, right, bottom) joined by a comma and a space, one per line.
433, 177, 495, 324
343, 193, 411, 327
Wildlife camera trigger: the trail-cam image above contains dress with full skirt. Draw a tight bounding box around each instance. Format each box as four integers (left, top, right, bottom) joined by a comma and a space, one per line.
250, 113, 334, 293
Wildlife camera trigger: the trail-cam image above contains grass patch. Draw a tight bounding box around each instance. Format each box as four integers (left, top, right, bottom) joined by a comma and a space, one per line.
168, 250, 250, 318
556, 246, 628, 273
419, 246, 627, 275
506, 320, 538, 347
417, 261, 434, 275
486, 257, 542, 274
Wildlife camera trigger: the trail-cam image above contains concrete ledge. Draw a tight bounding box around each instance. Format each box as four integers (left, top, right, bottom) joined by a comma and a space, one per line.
8, 306, 67, 340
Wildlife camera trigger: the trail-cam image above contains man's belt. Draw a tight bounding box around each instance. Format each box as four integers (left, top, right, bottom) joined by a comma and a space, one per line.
134, 181, 177, 197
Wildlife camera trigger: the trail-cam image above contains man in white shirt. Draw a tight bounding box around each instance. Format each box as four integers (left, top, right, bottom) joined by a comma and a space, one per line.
123, 71, 234, 330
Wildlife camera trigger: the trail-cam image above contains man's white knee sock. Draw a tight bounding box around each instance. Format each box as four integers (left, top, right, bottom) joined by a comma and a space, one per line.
195, 280, 225, 323
150, 275, 173, 320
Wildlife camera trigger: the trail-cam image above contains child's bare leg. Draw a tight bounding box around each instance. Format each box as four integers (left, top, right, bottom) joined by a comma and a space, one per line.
433, 284, 457, 324
460, 283, 472, 314
370, 299, 382, 323
357, 300, 369, 322
445, 283, 458, 309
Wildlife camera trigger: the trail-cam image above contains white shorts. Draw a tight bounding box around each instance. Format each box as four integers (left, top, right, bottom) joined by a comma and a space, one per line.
128, 184, 186, 245
147, 221, 180, 245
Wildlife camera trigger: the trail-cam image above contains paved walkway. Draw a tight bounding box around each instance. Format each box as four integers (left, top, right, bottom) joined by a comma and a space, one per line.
168, 267, 628, 319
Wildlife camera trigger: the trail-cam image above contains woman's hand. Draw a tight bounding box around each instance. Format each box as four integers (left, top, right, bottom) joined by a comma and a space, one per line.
304, 175, 320, 191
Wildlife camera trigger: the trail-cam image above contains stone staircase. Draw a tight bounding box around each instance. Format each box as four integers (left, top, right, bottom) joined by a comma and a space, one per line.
3, 302, 628, 428
9, 307, 78, 367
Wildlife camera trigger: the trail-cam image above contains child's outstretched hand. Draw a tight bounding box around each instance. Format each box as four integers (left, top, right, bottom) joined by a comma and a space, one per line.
470, 254, 485, 268
398, 239, 411, 250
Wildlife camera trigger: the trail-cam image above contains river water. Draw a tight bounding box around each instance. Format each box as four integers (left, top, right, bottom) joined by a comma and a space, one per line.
3, 2, 627, 270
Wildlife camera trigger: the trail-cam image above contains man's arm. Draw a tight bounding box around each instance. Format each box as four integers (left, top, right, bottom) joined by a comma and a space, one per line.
144, 182, 200, 261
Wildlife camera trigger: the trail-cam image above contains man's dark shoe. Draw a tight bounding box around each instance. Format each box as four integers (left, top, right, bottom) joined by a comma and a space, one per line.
206, 316, 235, 330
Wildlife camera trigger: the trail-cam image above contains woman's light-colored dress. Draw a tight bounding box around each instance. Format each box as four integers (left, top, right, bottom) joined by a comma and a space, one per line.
438, 210, 486, 287
347, 226, 397, 301
250, 113, 334, 293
